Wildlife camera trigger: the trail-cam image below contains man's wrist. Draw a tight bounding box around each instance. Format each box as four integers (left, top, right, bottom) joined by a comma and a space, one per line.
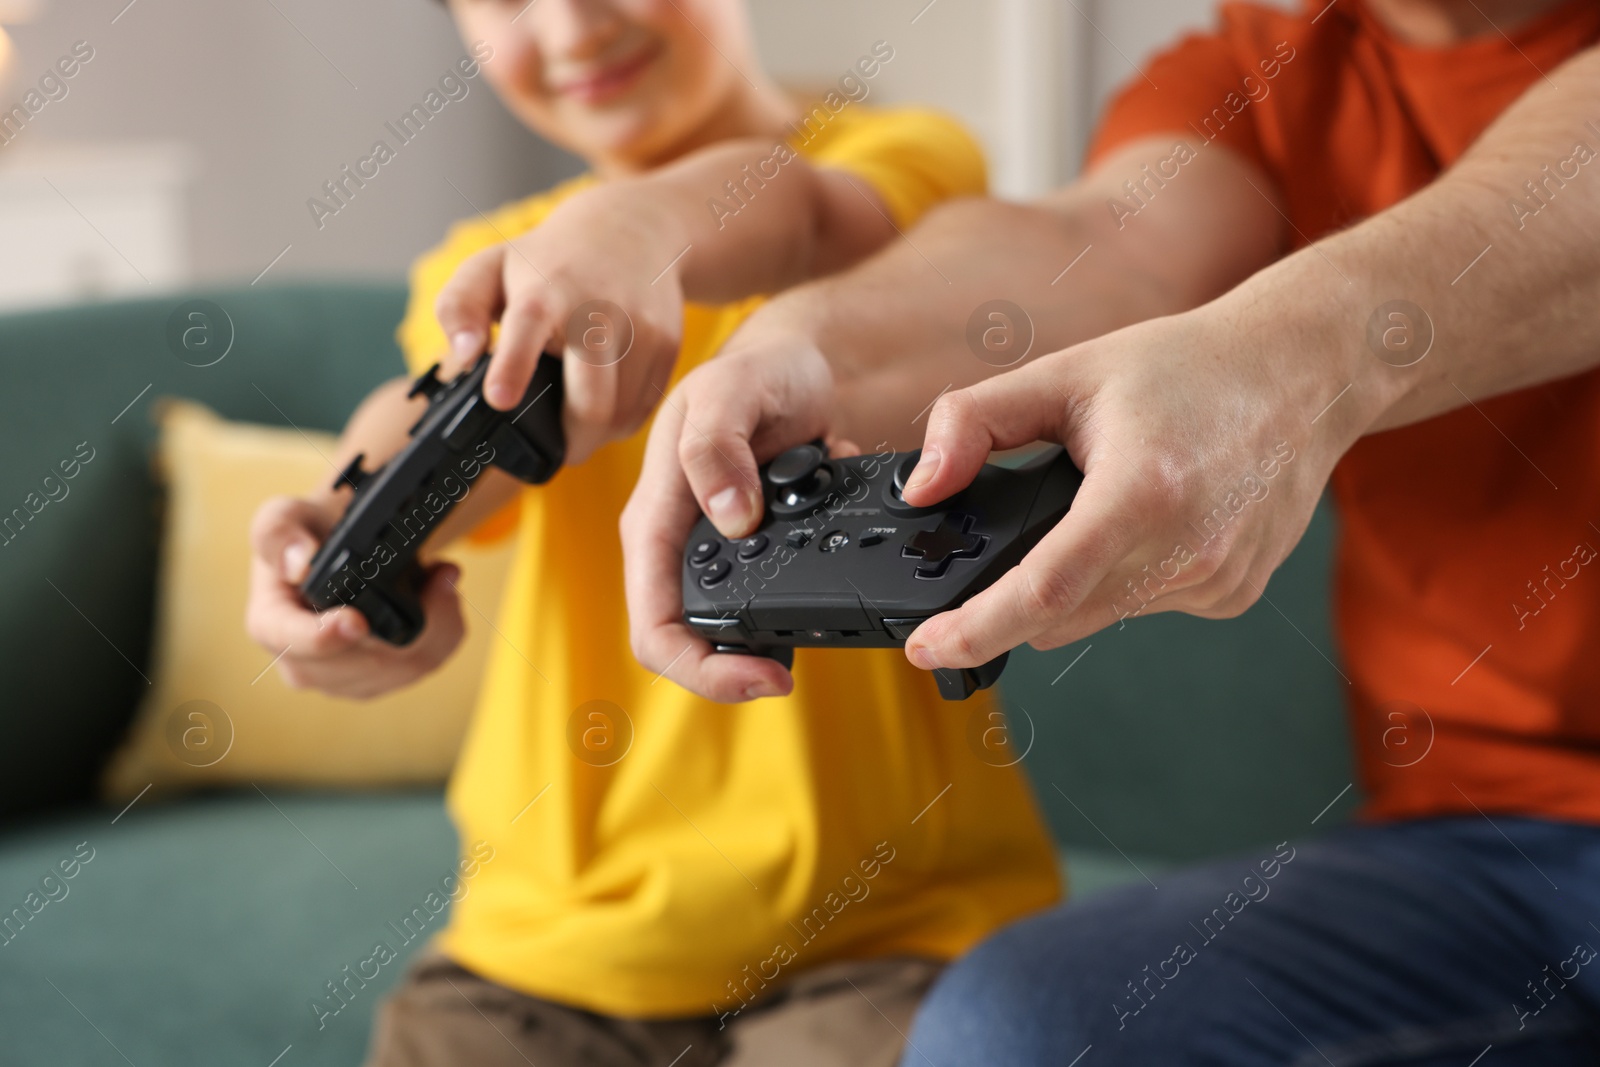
725, 288, 829, 362
1213, 248, 1405, 455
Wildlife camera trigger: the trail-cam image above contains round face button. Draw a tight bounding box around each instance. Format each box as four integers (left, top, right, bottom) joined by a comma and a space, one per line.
737, 533, 770, 560
690, 539, 721, 566
699, 559, 732, 587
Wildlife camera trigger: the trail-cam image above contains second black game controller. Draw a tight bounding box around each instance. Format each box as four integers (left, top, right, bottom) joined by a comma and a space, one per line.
681, 442, 1083, 699
299, 352, 564, 644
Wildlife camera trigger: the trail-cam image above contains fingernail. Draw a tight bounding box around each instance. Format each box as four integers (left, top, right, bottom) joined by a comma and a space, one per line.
707, 486, 748, 531
904, 446, 941, 494
742, 682, 781, 701
486, 380, 517, 409
450, 330, 483, 365
908, 645, 938, 670
282, 542, 311, 582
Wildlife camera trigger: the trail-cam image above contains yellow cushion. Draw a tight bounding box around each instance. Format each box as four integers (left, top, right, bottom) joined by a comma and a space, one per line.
102, 399, 512, 799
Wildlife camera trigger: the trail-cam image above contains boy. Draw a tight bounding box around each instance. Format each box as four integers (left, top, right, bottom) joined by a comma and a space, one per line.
245, 1, 1060, 1064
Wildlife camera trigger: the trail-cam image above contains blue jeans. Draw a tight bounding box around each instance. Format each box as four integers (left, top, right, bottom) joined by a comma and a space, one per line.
902, 818, 1600, 1066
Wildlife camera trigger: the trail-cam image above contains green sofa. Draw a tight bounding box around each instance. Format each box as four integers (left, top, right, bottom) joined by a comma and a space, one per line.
0, 285, 1358, 1065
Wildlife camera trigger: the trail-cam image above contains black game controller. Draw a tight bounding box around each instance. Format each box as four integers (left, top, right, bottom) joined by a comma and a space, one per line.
681, 442, 1082, 699
299, 352, 564, 644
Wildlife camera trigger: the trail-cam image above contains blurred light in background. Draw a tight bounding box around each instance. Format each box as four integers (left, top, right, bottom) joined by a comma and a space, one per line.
0, 0, 45, 90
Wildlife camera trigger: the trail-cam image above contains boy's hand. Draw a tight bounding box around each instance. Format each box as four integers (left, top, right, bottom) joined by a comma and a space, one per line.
620, 336, 839, 703
245, 494, 465, 700
433, 183, 687, 466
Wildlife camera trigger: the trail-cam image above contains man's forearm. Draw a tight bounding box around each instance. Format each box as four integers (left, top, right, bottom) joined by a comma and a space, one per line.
727, 196, 1154, 450
729, 140, 1286, 449
1227, 46, 1600, 439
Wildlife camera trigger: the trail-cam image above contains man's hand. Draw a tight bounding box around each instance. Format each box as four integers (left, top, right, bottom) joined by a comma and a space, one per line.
434, 182, 686, 466
903, 42, 1600, 669
614, 135, 1288, 701
245, 494, 466, 700
620, 336, 841, 703
901, 300, 1358, 671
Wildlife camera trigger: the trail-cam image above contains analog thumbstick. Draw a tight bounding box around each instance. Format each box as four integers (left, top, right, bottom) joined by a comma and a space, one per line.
891, 450, 923, 499
766, 443, 832, 512
768, 444, 825, 489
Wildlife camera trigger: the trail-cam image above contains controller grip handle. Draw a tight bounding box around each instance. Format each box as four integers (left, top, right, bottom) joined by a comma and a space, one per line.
713, 644, 796, 671
494, 353, 566, 484
932, 651, 1010, 701
352, 563, 429, 646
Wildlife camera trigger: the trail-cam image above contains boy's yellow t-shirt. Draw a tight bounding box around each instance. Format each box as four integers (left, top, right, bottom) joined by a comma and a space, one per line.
397, 106, 1061, 1018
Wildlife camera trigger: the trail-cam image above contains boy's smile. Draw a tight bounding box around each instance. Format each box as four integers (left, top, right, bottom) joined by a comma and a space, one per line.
448, 0, 795, 175
546, 35, 665, 105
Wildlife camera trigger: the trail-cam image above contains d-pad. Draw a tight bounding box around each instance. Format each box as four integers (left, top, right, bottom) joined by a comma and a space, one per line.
902, 513, 988, 578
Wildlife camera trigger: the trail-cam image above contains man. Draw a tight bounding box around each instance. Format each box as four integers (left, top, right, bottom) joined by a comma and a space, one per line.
623, 0, 1600, 1060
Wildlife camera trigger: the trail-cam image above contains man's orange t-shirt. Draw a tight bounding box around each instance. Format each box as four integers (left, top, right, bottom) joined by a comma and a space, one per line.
1087, 0, 1600, 822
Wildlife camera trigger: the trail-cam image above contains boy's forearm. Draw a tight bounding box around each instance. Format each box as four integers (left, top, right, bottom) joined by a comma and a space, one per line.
614, 137, 896, 304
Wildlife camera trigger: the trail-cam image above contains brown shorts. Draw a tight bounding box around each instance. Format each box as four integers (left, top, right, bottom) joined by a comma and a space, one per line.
364, 953, 943, 1067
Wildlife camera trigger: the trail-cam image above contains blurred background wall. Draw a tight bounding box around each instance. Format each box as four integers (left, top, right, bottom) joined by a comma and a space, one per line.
0, 0, 1248, 311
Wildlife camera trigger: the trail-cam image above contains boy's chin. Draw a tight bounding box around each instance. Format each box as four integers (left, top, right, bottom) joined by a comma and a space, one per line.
566, 112, 691, 169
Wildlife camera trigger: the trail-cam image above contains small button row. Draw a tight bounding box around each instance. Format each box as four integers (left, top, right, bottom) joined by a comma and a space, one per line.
690, 533, 774, 588
692, 519, 913, 590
